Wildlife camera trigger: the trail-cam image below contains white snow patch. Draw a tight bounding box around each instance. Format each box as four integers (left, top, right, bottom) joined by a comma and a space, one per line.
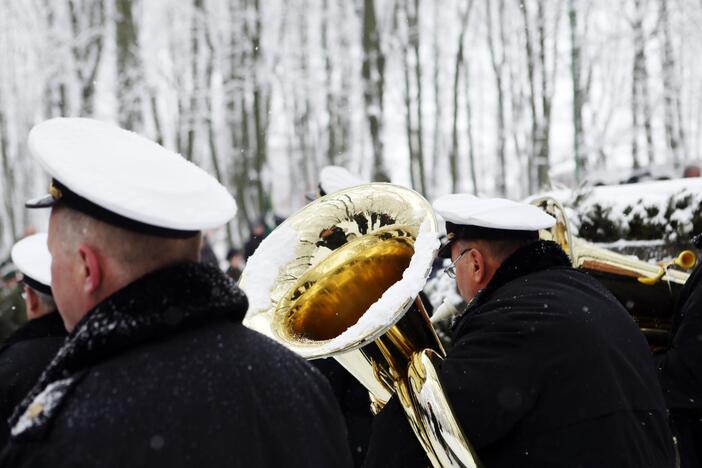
12, 377, 74, 436
593, 239, 668, 249
241, 225, 299, 316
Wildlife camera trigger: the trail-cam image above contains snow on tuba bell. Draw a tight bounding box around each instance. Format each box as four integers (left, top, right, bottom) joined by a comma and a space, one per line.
240, 183, 480, 468
531, 196, 695, 350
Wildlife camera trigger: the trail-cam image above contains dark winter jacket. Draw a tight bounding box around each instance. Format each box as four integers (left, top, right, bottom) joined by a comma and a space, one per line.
655, 259, 702, 468
312, 359, 373, 467
0, 288, 26, 344
365, 240, 675, 468
0, 262, 353, 468
0, 311, 66, 448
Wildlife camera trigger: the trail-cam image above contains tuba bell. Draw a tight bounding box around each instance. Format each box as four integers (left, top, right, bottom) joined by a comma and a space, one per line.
240, 183, 481, 468
531, 196, 695, 350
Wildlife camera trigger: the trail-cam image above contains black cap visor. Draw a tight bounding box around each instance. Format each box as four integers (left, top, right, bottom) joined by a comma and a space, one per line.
25, 193, 59, 209
437, 239, 454, 259
19, 273, 52, 296
305, 183, 325, 202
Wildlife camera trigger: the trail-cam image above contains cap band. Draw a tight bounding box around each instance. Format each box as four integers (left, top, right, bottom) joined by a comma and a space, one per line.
19, 273, 53, 296
445, 222, 540, 242
438, 222, 540, 258
27, 180, 199, 239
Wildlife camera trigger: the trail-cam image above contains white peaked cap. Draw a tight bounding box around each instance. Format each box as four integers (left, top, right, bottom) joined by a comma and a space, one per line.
11, 233, 51, 292
26, 118, 237, 235
432, 193, 555, 231
319, 166, 366, 195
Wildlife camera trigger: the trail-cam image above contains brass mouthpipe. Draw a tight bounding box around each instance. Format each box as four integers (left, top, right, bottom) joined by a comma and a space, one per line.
638, 250, 697, 285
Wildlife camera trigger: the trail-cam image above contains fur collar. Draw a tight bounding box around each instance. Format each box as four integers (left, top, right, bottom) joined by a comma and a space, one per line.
10, 262, 247, 428
453, 240, 571, 327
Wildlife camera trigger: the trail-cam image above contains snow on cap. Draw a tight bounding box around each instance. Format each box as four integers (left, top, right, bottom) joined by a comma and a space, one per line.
11, 233, 52, 295
305, 166, 366, 201
319, 166, 365, 196
25, 118, 237, 237
432, 193, 555, 258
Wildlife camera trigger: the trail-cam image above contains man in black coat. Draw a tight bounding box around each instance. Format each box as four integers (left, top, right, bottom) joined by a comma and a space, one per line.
0, 118, 352, 468
364, 194, 674, 468
655, 234, 702, 468
0, 233, 66, 448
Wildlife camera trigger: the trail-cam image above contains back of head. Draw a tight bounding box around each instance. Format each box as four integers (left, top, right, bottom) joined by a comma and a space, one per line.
433, 193, 555, 261
473, 237, 539, 264
52, 205, 201, 284
26, 118, 238, 330
11, 232, 56, 319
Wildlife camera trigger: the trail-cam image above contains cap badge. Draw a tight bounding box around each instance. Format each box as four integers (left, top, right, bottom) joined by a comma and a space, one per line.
27, 402, 44, 420
48, 183, 63, 201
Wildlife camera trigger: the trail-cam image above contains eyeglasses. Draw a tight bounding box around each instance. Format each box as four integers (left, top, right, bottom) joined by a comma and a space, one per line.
444, 248, 470, 279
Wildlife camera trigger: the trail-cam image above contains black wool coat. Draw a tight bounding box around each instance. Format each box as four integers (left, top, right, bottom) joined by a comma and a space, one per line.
0, 263, 353, 468
365, 240, 674, 468
655, 259, 702, 468
312, 358, 373, 467
0, 311, 66, 448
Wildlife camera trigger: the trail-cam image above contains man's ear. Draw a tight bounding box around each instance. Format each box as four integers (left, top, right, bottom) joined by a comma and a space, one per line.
77, 244, 103, 294
469, 249, 486, 285
25, 287, 39, 315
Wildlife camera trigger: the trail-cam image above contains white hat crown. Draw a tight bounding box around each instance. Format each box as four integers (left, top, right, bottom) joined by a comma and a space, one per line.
28, 118, 237, 233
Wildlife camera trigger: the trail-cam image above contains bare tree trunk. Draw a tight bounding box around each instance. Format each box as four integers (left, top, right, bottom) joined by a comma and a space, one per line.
430, 0, 441, 194
115, 0, 143, 130
463, 60, 478, 194
641, 60, 654, 166
536, 0, 553, 188
631, 64, 641, 169
224, 0, 249, 236
487, 0, 507, 195
361, 0, 386, 181
238, 95, 253, 230
569, 0, 585, 184
68, 0, 105, 117
401, 41, 416, 189
294, 0, 315, 190
631, 0, 646, 169
660, 0, 684, 164
450, 0, 474, 193
322, 0, 339, 166
518, 0, 560, 191
251, 0, 270, 215
0, 111, 16, 242
519, 0, 538, 193
408, 0, 426, 195
631, 0, 652, 168
185, 0, 203, 163
42, 2, 66, 118
149, 92, 164, 145
394, 0, 416, 189
198, 0, 234, 248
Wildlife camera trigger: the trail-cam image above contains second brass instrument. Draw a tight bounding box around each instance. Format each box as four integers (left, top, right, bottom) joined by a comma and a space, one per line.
531, 196, 695, 349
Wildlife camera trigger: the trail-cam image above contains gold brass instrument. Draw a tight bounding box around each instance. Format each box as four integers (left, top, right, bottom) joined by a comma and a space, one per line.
240, 183, 480, 468
531, 196, 695, 349
637, 250, 696, 285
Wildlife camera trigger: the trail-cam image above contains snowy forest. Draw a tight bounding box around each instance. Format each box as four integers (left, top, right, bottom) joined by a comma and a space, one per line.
0, 0, 701, 253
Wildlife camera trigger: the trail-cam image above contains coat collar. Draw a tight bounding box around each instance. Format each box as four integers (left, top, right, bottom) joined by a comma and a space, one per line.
0, 312, 66, 351
452, 240, 571, 329
10, 262, 247, 428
